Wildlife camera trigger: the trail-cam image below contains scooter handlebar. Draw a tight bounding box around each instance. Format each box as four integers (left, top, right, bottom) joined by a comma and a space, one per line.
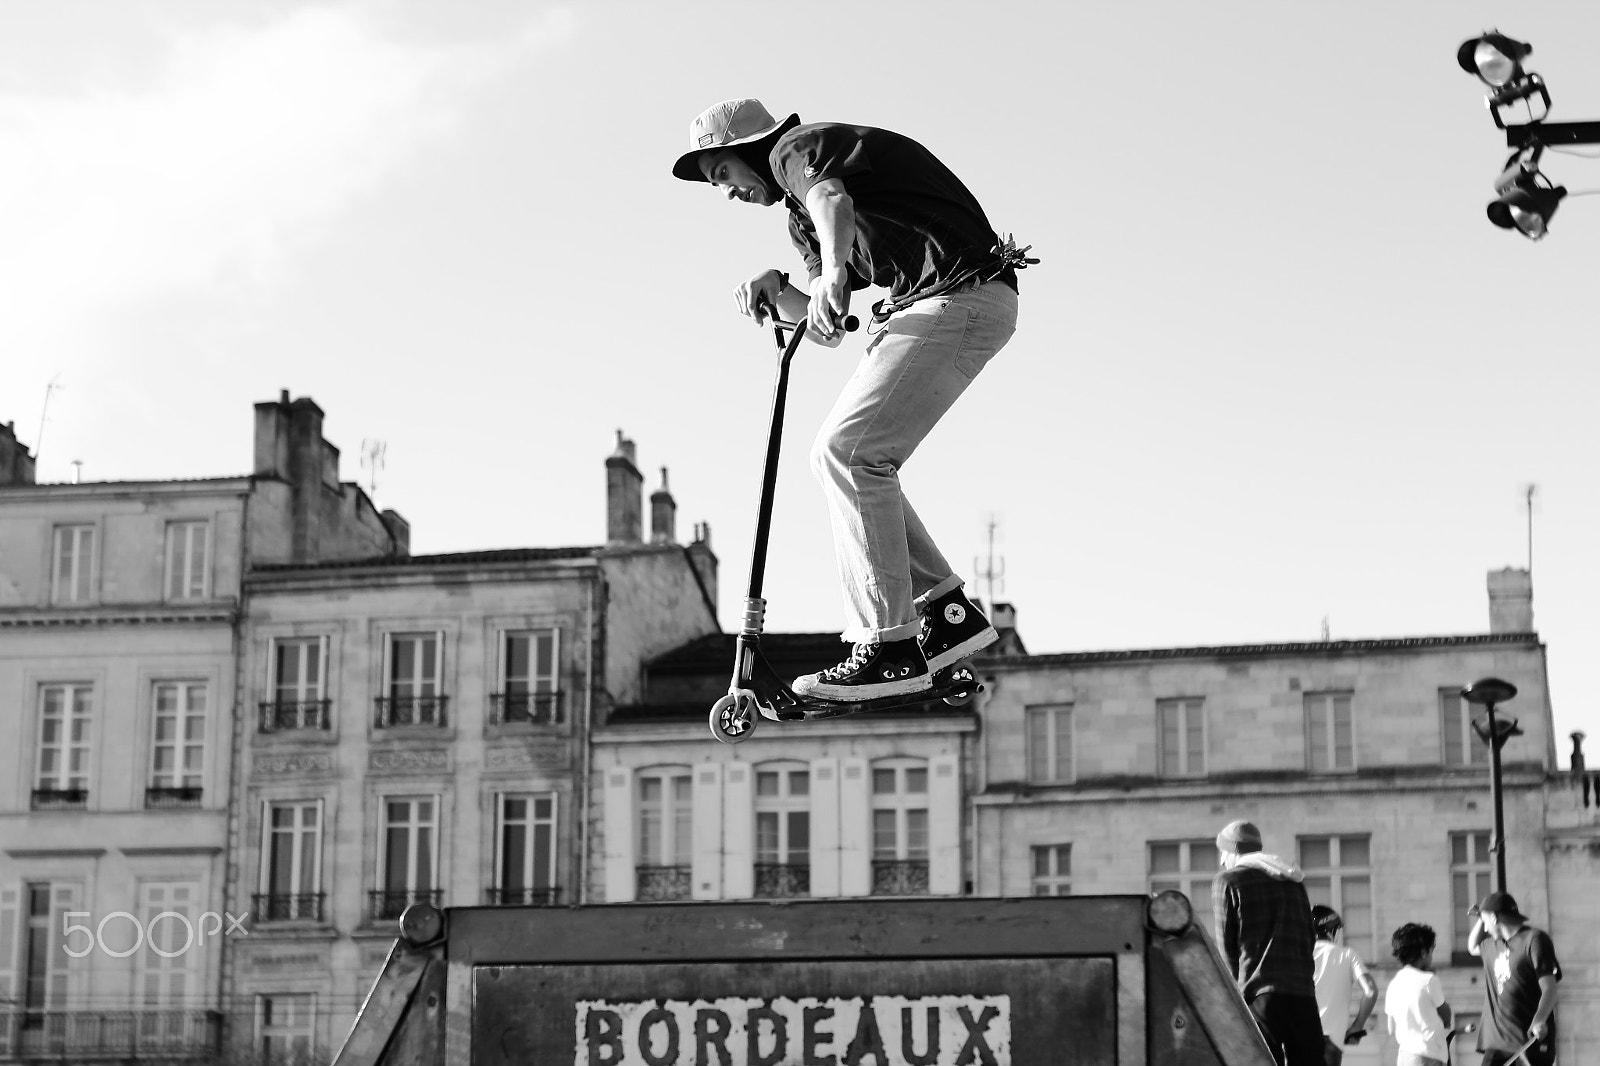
753, 297, 858, 333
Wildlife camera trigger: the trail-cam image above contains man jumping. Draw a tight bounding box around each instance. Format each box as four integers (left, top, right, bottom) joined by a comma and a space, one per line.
672, 98, 1033, 701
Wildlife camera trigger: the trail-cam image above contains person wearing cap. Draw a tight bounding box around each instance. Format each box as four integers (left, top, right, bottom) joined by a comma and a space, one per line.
1467, 891, 1561, 1066
1212, 820, 1323, 1066
672, 99, 1035, 702
1310, 905, 1377, 1065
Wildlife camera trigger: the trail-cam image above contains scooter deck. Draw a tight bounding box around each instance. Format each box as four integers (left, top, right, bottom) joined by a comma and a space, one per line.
764, 672, 981, 722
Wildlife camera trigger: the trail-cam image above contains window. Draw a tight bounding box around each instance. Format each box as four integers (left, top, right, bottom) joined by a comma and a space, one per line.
164, 521, 210, 601
1299, 834, 1374, 961
35, 683, 91, 808
871, 761, 929, 896
1440, 688, 1489, 768
1149, 839, 1220, 933
637, 769, 692, 901
149, 682, 205, 806
137, 881, 202, 1047
51, 525, 95, 604
492, 629, 560, 724
1027, 704, 1073, 783
492, 793, 558, 905
754, 764, 810, 898
1157, 698, 1206, 777
1449, 831, 1493, 961
22, 883, 52, 1018
16, 881, 83, 1029
378, 633, 445, 727
263, 637, 329, 731
258, 801, 323, 922
257, 993, 315, 1063
376, 797, 439, 921
1032, 844, 1072, 896
1306, 692, 1355, 771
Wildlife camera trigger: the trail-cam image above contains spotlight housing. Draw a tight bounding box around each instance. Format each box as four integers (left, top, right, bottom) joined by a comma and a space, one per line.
1457, 31, 1533, 87
1487, 166, 1567, 240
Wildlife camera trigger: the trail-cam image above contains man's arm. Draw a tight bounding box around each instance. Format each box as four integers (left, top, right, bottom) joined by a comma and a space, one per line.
804, 177, 856, 339
732, 269, 842, 348
1467, 913, 1491, 956
1346, 969, 1378, 1039
1528, 974, 1559, 1039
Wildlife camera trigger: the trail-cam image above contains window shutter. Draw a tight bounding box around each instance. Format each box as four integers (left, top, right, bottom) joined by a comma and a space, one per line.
691, 764, 723, 900
48, 883, 84, 1006
722, 762, 753, 899
838, 758, 871, 897
0, 884, 18, 1008
808, 759, 841, 898
602, 768, 635, 903
928, 754, 961, 895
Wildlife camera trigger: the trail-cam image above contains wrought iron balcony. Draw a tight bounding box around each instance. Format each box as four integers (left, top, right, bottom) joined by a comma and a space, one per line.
0, 1008, 222, 1059
871, 859, 930, 896
368, 888, 443, 922
374, 695, 448, 728
258, 698, 332, 732
484, 886, 562, 906
30, 787, 87, 811
251, 892, 325, 923
488, 690, 563, 725
144, 785, 203, 808
635, 865, 692, 902
754, 862, 810, 898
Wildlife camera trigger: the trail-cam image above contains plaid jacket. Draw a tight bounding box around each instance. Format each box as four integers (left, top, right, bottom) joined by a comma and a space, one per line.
1213, 862, 1318, 1001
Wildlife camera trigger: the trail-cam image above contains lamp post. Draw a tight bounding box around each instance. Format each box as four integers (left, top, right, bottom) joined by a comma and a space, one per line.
1461, 677, 1522, 893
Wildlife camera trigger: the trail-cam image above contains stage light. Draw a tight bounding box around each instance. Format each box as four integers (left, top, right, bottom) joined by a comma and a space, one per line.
1457, 32, 1532, 88
1488, 166, 1568, 240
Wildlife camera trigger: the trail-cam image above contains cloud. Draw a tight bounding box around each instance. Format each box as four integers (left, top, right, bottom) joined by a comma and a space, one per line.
0, 4, 574, 362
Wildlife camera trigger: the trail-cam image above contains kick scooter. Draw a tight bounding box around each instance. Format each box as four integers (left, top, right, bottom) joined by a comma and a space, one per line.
708, 306, 982, 745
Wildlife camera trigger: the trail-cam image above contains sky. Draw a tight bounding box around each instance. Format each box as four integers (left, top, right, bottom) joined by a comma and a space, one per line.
2, 0, 1595, 765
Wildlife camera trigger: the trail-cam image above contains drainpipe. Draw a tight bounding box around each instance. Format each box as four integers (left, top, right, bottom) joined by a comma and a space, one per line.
577, 573, 597, 905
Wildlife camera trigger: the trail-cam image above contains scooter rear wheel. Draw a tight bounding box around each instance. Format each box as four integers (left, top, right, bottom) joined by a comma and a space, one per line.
709, 693, 757, 744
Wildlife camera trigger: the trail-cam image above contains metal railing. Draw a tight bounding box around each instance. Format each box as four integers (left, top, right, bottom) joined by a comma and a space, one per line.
30, 787, 88, 811
145, 785, 203, 808
251, 892, 325, 923
488, 691, 563, 725
374, 695, 448, 728
871, 859, 930, 896
754, 862, 810, 898
0, 1008, 222, 1059
258, 699, 332, 732
484, 886, 562, 906
368, 888, 444, 922
636, 865, 692, 902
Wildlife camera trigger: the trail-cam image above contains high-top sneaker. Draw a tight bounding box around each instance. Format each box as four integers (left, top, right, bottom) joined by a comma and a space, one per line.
918, 587, 998, 672
793, 637, 931, 702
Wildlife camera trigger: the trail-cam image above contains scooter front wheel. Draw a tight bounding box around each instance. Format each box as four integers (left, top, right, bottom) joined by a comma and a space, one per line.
709, 692, 758, 744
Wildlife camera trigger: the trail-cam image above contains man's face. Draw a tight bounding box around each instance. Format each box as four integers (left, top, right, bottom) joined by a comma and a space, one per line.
699, 149, 778, 206
1482, 910, 1511, 938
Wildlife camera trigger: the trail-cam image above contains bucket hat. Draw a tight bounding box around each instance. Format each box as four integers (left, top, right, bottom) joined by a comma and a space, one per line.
672, 98, 799, 182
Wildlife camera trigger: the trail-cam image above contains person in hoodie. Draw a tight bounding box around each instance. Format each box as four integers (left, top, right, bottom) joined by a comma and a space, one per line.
1212, 819, 1323, 1066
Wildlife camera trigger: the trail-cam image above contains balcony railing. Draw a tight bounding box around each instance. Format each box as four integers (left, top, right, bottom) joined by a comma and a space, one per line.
251, 892, 325, 923
484, 886, 562, 906
0, 1008, 222, 1059
488, 690, 563, 725
31, 787, 88, 811
636, 865, 692, 902
145, 785, 203, 808
368, 888, 444, 922
754, 862, 810, 898
374, 695, 448, 728
258, 698, 332, 732
871, 859, 930, 896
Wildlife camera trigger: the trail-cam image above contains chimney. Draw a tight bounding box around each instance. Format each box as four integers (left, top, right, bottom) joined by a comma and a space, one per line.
253, 389, 293, 479
1487, 567, 1534, 634
0, 421, 37, 486
381, 509, 411, 557
606, 430, 644, 545
688, 522, 719, 611
650, 467, 677, 544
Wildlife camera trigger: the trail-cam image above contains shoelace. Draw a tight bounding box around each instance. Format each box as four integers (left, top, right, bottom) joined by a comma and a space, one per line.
820, 642, 877, 680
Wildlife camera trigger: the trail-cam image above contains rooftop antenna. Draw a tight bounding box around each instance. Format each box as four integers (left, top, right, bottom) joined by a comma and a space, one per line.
36, 375, 62, 470
973, 513, 1005, 612
70, 460, 83, 485
1523, 483, 1538, 574
360, 439, 387, 502
1320, 616, 1330, 642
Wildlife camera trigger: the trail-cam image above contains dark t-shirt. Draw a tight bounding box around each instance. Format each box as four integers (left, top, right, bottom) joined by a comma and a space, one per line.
1477, 926, 1561, 1052
768, 122, 1011, 312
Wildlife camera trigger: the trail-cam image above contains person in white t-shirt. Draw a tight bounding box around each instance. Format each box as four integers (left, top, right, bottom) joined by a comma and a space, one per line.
1385, 923, 1453, 1066
1312, 905, 1378, 1065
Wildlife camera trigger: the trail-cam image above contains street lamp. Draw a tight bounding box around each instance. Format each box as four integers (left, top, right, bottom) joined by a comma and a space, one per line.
1461, 677, 1522, 893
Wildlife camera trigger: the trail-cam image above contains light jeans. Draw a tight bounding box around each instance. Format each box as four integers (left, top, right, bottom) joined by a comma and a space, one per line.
810, 279, 1018, 643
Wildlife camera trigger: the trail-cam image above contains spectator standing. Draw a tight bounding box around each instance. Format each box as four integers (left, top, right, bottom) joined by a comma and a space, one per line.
1468, 891, 1561, 1066
1384, 923, 1452, 1066
1212, 819, 1324, 1066
1311, 905, 1378, 1065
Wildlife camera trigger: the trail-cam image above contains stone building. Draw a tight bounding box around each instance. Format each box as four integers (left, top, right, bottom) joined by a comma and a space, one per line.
0, 396, 405, 1061
225, 432, 718, 1060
